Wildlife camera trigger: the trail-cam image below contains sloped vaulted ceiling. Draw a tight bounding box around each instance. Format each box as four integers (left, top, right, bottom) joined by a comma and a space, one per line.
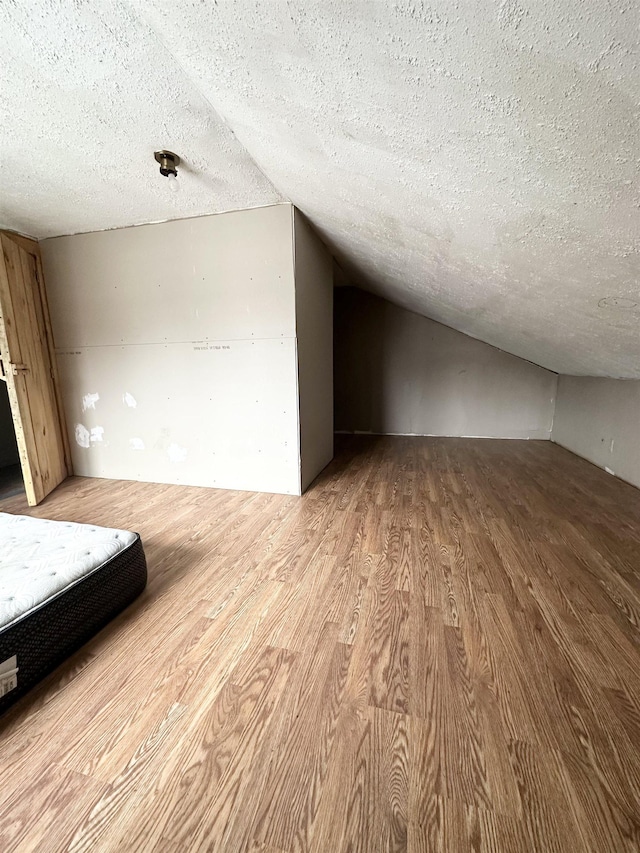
1, 1, 638, 377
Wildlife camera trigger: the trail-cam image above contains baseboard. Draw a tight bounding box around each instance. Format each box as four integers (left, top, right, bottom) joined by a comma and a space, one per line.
335, 430, 552, 440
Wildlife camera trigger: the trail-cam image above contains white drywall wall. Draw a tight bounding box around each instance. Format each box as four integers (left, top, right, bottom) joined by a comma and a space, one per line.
41, 204, 302, 495
335, 288, 557, 440
0, 383, 19, 467
294, 210, 334, 491
552, 377, 640, 490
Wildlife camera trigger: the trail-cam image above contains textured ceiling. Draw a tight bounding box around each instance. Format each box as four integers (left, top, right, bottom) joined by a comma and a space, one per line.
2, 1, 639, 377
0, 1, 281, 239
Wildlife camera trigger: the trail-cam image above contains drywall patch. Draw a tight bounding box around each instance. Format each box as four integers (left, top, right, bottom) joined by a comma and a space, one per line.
90, 426, 104, 443
75, 423, 90, 448
167, 442, 187, 462
82, 392, 100, 411
129, 437, 145, 451
123, 392, 137, 408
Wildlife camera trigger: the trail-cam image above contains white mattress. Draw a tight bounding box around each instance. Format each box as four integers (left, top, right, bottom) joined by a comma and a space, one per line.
0, 513, 137, 631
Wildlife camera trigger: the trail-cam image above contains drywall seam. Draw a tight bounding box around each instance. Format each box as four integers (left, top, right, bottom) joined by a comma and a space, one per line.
56, 335, 297, 350
291, 205, 303, 496
294, 208, 334, 491
289, 203, 303, 496
3, 203, 293, 245
42, 202, 291, 242
294, 337, 303, 496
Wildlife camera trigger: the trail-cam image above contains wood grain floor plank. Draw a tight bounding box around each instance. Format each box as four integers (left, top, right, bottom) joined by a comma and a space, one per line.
408, 796, 469, 853
66, 701, 188, 853
368, 557, 411, 715
0, 764, 107, 853
119, 645, 296, 852
556, 746, 640, 853
441, 623, 492, 809
251, 627, 353, 851
0, 435, 639, 851
479, 594, 545, 746
307, 627, 374, 852
508, 739, 590, 853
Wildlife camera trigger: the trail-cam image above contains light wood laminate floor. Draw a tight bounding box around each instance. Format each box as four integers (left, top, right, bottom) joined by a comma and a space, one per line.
1, 436, 639, 852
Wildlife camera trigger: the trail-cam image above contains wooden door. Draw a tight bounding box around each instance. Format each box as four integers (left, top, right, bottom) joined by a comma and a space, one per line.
0, 232, 71, 505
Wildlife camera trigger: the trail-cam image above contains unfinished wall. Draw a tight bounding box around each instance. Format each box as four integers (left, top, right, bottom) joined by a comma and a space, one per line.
552, 377, 640, 490
294, 210, 333, 491
41, 204, 302, 495
0, 383, 19, 467
335, 288, 557, 439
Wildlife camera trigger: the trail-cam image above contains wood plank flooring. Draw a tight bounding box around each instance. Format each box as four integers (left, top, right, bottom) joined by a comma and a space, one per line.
1, 435, 639, 852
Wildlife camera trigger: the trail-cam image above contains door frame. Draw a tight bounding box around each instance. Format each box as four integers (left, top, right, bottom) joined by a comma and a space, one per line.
0, 230, 72, 504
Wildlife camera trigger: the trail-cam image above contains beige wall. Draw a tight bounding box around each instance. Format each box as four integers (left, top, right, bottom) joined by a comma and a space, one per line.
294, 210, 333, 491
42, 204, 303, 495
335, 288, 557, 439
552, 376, 640, 490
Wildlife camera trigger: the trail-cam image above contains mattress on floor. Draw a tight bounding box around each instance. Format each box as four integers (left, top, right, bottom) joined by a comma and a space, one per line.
0, 512, 147, 716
